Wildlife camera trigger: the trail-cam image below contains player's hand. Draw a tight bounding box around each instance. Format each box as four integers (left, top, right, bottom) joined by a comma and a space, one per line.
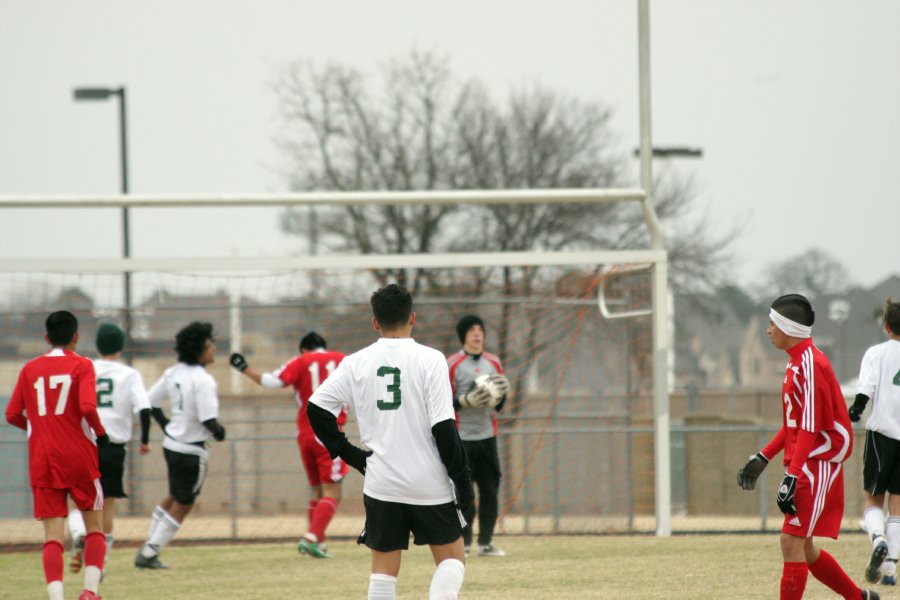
139, 443, 151, 455
454, 476, 475, 514
342, 444, 373, 476
737, 452, 769, 491
213, 426, 226, 442
459, 384, 492, 408
488, 373, 510, 396
848, 394, 869, 422
776, 474, 798, 515
96, 433, 110, 448
229, 352, 249, 372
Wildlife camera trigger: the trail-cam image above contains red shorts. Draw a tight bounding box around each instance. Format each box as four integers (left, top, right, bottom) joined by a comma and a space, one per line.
298, 432, 347, 487
32, 479, 104, 519
781, 460, 844, 539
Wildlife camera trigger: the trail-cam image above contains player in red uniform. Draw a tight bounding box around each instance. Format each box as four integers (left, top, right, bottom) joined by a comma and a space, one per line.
5, 311, 109, 600
230, 331, 348, 558
737, 295, 879, 600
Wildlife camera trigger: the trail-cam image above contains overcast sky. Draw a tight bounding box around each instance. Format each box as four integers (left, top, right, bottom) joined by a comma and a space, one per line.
1, 0, 898, 294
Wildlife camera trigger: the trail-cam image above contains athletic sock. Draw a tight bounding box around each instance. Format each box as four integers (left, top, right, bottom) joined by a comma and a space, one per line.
46, 581, 64, 600
429, 558, 465, 600
42, 540, 64, 585
147, 505, 166, 540
865, 507, 886, 543
82, 531, 105, 593
781, 561, 808, 600
368, 574, 397, 600
309, 497, 337, 542
809, 550, 859, 599
308, 499, 319, 526
886, 516, 900, 563
67, 510, 86, 548
141, 509, 180, 558
104, 533, 114, 569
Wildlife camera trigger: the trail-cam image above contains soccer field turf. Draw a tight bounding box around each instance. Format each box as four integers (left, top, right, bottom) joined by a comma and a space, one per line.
0, 533, 880, 599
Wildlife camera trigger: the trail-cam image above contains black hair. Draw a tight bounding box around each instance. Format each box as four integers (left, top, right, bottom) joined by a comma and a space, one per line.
884, 298, 900, 336
370, 283, 413, 329
771, 294, 815, 327
175, 321, 214, 365
96, 322, 125, 355
46, 311, 78, 346
456, 314, 485, 344
299, 331, 327, 352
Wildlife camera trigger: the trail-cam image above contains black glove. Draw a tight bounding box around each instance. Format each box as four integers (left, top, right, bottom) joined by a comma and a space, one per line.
776, 474, 798, 515
213, 426, 226, 442
341, 444, 373, 476
96, 433, 110, 448
454, 475, 475, 514
737, 452, 769, 491
229, 352, 249, 372
848, 393, 869, 422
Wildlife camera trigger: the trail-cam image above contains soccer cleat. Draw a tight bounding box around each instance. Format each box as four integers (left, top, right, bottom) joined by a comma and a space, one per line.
477, 543, 506, 557
134, 551, 170, 570
298, 537, 331, 558
861, 590, 880, 600
866, 538, 889, 583
78, 590, 101, 600
70, 537, 84, 573
881, 574, 896, 586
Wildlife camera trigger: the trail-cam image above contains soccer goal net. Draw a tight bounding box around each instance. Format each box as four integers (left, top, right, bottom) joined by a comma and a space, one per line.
0, 189, 679, 546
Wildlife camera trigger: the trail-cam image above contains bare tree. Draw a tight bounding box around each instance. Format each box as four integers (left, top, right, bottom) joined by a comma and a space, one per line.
273, 50, 735, 295
758, 248, 854, 300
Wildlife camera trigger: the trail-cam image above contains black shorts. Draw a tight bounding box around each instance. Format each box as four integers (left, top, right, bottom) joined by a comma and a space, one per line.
361, 494, 464, 551
164, 448, 208, 505
863, 430, 900, 495
98, 443, 127, 498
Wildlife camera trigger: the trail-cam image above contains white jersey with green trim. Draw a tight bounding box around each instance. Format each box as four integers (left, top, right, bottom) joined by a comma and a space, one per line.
858, 338, 900, 440
148, 363, 219, 453
92, 358, 151, 444
309, 337, 456, 505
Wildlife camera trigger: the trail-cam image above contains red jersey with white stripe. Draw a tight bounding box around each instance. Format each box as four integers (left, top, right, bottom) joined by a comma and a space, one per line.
272, 350, 347, 436
5, 348, 104, 487
779, 338, 853, 467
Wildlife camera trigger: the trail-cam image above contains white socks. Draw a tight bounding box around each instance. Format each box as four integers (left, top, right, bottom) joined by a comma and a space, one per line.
865, 506, 886, 544
141, 508, 180, 558
429, 558, 465, 600
46, 581, 64, 600
83, 565, 102, 593
368, 574, 397, 600
148, 505, 166, 540
887, 515, 900, 561
105, 533, 114, 568
67, 509, 86, 548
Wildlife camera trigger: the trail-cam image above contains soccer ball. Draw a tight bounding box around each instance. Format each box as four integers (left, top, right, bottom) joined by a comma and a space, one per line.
474, 374, 503, 407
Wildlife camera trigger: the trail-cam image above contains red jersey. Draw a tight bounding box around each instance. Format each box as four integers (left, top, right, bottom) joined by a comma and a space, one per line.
766, 338, 853, 471
5, 348, 106, 487
272, 350, 347, 436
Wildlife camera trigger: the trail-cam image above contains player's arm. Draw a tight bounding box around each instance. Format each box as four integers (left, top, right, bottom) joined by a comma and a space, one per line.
5, 374, 27, 430
146, 375, 170, 431
202, 418, 226, 441
432, 418, 474, 512
77, 362, 108, 444
307, 402, 370, 475
737, 427, 784, 491
198, 378, 225, 441
139, 408, 152, 448
228, 353, 285, 389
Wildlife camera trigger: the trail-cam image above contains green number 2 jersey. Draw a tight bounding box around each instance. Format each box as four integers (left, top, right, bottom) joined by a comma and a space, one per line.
309, 337, 456, 505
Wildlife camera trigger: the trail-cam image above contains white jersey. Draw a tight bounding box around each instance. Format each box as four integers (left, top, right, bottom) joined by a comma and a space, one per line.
92, 358, 151, 444
310, 337, 456, 505
147, 363, 219, 457
858, 339, 900, 440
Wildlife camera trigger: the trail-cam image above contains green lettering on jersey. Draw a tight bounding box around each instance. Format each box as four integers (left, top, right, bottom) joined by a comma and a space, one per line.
376, 366, 401, 410
96, 377, 114, 408
893, 368, 900, 386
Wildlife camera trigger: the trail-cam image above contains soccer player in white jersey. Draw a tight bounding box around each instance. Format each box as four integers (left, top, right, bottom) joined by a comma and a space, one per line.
134, 321, 227, 570
67, 323, 152, 577
849, 299, 900, 586
308, 283, 474, 600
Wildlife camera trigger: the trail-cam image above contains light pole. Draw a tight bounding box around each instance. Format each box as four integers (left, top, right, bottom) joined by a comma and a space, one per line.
73, 86, 132, 362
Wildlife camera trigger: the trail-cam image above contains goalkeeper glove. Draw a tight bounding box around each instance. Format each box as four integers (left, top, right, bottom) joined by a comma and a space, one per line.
737, 452, 769, 491
229, 352, 249, 372
488, 373, 510, 396
776, 474, 798, 515
848, 393, 869, 422
458, 384, 493, 408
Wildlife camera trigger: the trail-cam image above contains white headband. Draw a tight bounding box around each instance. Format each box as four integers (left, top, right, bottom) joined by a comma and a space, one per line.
769, 308, 812, 338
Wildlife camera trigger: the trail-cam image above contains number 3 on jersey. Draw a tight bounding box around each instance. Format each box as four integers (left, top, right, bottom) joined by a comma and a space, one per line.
376, 366, 401, 410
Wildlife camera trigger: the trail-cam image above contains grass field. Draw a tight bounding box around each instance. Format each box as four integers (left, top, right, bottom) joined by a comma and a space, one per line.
0, 533, 887, 599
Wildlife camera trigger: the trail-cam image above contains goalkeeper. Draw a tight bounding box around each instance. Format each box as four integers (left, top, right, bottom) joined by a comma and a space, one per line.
446, 315, 511, 558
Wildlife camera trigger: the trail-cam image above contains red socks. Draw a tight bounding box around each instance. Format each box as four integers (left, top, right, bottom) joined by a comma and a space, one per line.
308, 497, 337, 542
307, 499, 318, 525
83, 531, 107, 570
42, 540, 64, 584
781, 561, 808, 600
809, 550, 860, 599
